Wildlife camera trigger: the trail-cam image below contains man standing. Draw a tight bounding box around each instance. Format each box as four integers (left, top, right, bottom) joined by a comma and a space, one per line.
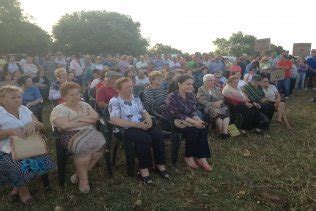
306, 49, 316, 90
69, 54, 83, 85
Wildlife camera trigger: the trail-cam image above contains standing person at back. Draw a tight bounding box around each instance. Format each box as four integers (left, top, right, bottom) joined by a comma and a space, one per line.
69, 54, 83, 85
23, 56, 38, 79
276, 52, 292, 98
306, 49, 316, 90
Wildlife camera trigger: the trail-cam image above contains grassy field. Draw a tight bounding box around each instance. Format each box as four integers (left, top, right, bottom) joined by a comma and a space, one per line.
0, 91, 315, 210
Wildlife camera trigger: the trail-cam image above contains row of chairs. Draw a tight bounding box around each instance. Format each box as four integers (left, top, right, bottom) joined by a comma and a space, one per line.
52, 94, 245, 187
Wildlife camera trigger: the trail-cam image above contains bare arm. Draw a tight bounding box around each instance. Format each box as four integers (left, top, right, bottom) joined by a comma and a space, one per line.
32, 114, 44, 131
97, 101, 108, 109
110, 117, 140, 128
53, 117, 94, 130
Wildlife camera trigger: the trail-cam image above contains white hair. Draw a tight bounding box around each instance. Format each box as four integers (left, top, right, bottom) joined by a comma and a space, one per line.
203, 74, 215, 83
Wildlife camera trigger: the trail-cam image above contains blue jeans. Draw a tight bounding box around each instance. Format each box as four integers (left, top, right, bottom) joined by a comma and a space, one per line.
277, 78, 290, 97
296, 72, 306, 90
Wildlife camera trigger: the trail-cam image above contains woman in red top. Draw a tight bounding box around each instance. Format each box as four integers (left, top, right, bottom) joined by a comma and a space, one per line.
276, 54, 292, 98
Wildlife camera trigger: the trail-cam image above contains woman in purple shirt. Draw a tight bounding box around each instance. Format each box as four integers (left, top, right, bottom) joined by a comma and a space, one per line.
166, 75, 212, 172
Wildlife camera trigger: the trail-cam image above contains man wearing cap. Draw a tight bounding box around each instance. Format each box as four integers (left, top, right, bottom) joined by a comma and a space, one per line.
306, 49, 316, 90
96, 71, 122, 110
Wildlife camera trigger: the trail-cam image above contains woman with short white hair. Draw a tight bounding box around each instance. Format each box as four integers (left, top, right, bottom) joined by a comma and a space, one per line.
197, 74, 230, 139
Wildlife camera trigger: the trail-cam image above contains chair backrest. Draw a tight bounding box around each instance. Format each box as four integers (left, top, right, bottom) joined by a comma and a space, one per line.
152, 100, 169, 118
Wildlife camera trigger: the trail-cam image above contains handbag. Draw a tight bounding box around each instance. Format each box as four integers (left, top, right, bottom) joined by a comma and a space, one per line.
10, 133, 48, 160
68, 128, 106, 155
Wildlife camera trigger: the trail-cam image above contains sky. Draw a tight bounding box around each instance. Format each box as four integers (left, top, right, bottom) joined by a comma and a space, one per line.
19, 0, 315, 54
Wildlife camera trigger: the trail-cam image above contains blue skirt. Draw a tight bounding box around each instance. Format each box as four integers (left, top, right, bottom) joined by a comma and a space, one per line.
0, 152, 56, 188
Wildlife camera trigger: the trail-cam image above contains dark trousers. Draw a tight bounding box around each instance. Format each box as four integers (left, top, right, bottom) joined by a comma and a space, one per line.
228, 103, 269, 130
259, 103, 275, 122
177, 127, 211, 158
125, 126, 165, 169
289, 78, 296, 95
29, 104, 43, 122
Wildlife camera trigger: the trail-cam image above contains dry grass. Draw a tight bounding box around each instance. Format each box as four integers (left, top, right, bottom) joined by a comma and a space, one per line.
0, 90, 315, 210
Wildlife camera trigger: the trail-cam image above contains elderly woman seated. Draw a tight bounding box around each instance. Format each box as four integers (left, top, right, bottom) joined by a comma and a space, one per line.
0, 86, 55, 205
18, 75, 43, 121
50, 82, 106, 193
242, 74, 275, 124
261, 76, 292, 129
108, 77, 169, 185
166, 75, 212, 171
49, 68, 68, 106
197, 74, 230, 139
142, 71, 168, 114
222, 76, 269, 134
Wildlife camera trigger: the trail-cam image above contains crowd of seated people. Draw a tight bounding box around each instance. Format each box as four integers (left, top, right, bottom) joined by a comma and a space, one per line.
1, 49, 315, 205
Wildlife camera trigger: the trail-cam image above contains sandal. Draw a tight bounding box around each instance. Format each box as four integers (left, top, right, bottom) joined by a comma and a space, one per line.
154, 168, 171, 180
138, 173, 154, 185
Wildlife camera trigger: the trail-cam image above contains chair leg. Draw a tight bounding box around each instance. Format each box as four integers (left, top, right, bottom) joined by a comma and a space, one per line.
104, 149, 113, 176
123, 138, 135, 177
171, 133, 181, 167
41, 174, 50, 190
112, 140, 120, 167
56, 140, 68, 187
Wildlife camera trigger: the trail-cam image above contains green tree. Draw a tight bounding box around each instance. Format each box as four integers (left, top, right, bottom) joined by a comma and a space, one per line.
213, 31, 285, 57
0, 0, 51, 55
213, 31, 256, 57
149, 43, 182, 55
52, 11, 149, 55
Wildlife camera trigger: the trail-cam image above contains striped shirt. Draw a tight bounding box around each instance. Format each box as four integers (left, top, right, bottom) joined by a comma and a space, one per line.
242, 83, 265, 102
142, 87, 167, 114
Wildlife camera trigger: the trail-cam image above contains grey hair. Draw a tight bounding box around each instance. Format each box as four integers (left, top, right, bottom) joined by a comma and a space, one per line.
203, 74, 215, 83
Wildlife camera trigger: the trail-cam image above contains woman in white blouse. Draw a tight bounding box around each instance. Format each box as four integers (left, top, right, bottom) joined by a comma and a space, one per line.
108, 77, 169, 185
0, 86, 55, 205
261, 76, 292, 129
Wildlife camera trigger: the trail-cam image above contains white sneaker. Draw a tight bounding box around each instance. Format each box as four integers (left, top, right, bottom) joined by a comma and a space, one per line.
312, 88, 316, 91
304, 88, 308, 90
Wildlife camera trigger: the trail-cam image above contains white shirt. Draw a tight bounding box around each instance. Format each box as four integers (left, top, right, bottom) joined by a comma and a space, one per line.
136, 61, 148, 70
7, 62, 20, 74
55, 58, 67, 68
243, 73, 254, 83
95, 64, 104, 71
263, 84, 278, 102
23, 63, 38, 78
238, 80, 247, 88
70, 59, 83, 76
0, 106, 33, 153
90, 78, 102, 89
135, 76, 150, 86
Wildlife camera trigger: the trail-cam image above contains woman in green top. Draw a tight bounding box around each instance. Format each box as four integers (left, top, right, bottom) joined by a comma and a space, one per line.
242, 75, 275, 122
